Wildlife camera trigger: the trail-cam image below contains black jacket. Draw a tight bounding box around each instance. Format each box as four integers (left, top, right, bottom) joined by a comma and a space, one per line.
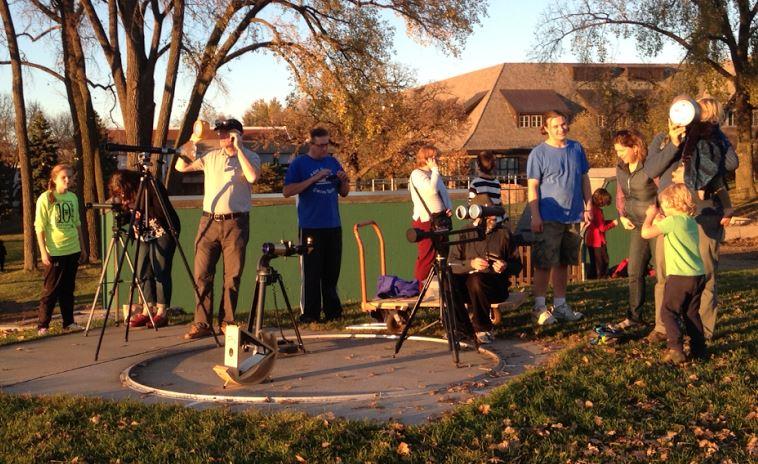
615, 160, 658, 227
644, 131, 739, 192
450, 224, 515, 275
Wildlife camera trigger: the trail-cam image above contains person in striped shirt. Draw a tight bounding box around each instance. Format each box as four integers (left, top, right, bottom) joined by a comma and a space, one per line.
468, 152, 506, 223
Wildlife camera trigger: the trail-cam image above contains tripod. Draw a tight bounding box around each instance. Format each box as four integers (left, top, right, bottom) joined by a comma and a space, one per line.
213, 253, 306, 385
246, 257, 306, 356
394, 238, 477, 365
84, 215, 151, 334
94, 154, 221, 360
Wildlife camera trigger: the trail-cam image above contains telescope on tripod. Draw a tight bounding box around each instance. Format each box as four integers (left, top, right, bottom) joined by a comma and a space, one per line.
89, 142, 222, 360
395, 204, 506, 364
214, 238, 313, 387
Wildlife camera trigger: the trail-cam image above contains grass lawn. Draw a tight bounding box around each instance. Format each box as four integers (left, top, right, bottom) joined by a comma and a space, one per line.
0, 267, 755, 463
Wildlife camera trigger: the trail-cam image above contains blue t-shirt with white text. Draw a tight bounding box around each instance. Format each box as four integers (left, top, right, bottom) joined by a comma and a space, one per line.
284, 154, 343, 228
526, 140, 589, 223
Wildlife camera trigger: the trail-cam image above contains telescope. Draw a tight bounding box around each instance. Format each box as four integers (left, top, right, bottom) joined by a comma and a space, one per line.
102, 142, 177, 155
85, 198, 123, 211
261, 237, 314, 259
406, 224, 485, 245
454, 204, 505, 220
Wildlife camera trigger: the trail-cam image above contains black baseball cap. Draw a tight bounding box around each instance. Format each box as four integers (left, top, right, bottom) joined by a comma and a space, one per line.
213, 118, 244, 134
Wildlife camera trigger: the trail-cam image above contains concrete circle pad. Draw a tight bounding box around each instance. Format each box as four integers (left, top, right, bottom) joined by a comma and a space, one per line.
123, 334, 502, 404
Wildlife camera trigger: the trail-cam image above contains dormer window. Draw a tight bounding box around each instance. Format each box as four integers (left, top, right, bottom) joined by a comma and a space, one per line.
518, 114, 543, 128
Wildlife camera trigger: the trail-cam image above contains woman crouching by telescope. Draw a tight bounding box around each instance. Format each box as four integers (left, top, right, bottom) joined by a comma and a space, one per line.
108, 170, 180, 328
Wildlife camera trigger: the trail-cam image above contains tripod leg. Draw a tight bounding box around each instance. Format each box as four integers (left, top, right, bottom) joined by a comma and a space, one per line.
440, 265, 460, 364
276, 273, 306, 353
85, 236, 117, 335
253, 273, 267, 336
124, 233, 147, 342
394, 267, 436, 356
147, 175, 221, 347
95, 225, 138, 361
119, 236, 151, 328
247, 279, 263, 333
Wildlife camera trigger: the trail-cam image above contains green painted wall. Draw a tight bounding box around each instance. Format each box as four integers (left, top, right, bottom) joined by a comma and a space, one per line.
103, 184, 634, 315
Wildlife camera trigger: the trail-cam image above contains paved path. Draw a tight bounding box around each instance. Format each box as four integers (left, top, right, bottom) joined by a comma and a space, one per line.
0, 323, 550, 424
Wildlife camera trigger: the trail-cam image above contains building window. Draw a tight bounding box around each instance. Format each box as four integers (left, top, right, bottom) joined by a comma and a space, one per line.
497, 156, 519, 178
518, 114, 543, 128
725, 109, 758, 126
597, 115, 607, 128
725, 111, 735, 127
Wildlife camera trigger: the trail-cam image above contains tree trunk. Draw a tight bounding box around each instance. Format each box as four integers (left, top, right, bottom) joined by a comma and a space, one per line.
121, 0, 156, 170
153, 0, 184, 183
732, 87, 756, 200
59, 0, 101, 261
1, 0, 36, 271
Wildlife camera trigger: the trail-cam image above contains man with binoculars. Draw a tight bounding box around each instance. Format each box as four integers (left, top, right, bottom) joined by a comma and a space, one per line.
450, 195, 517, 344
175, 118, 261, 339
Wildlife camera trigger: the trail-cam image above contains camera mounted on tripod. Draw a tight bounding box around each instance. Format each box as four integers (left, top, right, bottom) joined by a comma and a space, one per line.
85, 200, 130, 229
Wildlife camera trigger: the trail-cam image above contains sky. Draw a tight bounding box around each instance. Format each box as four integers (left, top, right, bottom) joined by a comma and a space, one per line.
2, 1, 685, 128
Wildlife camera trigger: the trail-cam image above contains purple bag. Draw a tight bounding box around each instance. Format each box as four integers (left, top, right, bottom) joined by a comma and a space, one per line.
375, 275, 419, 299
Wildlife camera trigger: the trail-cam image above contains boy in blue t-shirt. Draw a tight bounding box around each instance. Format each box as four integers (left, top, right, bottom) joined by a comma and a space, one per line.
526, 111, 592, 326
283, 127, 349, 323
641, 183, 706, 364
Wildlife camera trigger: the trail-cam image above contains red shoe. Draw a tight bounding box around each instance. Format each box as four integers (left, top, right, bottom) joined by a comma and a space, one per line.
146, 314, 168, 329
129, 313, 150, 328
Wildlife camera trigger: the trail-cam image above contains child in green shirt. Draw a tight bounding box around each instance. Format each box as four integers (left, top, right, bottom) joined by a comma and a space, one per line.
641, 183, 706, 364
34, 164, 87, 335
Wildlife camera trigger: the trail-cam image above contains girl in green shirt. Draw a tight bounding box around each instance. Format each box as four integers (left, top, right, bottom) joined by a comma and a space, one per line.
34, 164, 87, 335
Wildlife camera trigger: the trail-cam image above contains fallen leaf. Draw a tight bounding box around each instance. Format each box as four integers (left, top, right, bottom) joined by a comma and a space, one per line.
633, 380, 646, 387
479, 404, 491, 415
585, 400, 594, 409
593, 416, 603, 426
396, 442, 410, 456
294, 454, 307, 463
746, 435, 757, 455
321, 441, 330, 448
89, 415, 100, 424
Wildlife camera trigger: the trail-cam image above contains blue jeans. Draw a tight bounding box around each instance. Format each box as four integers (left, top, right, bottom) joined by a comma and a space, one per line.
135, 234, 176, 306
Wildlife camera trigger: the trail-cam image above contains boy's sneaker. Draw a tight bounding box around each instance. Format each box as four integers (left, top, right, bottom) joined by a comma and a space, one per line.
63, 323, 84, 332
37, 327, 49, 336
551, 303, 583, 321
476, 331, 495, 344
532, 307, 557, 326
662, 349, 686, 365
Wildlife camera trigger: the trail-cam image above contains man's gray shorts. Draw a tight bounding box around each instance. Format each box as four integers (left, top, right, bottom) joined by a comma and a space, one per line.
532, 222, 581, 269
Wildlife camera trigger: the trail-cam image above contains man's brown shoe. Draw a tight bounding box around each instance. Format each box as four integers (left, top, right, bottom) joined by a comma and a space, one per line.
219, 321, 237, 335
183, 323, 212, 340
646, 330, 667, 344
662, 349, 687, 365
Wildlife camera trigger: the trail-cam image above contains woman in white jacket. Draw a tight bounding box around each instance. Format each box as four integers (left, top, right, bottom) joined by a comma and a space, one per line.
409, 145, 452, 289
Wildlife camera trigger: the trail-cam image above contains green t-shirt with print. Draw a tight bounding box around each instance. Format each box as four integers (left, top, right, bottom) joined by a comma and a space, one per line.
34, 191, 81, 256
656, 214, 704, 276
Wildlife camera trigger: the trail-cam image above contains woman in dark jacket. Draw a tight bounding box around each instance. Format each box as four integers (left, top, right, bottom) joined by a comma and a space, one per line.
612, 130, 658, 330
109, 169, 181, 328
